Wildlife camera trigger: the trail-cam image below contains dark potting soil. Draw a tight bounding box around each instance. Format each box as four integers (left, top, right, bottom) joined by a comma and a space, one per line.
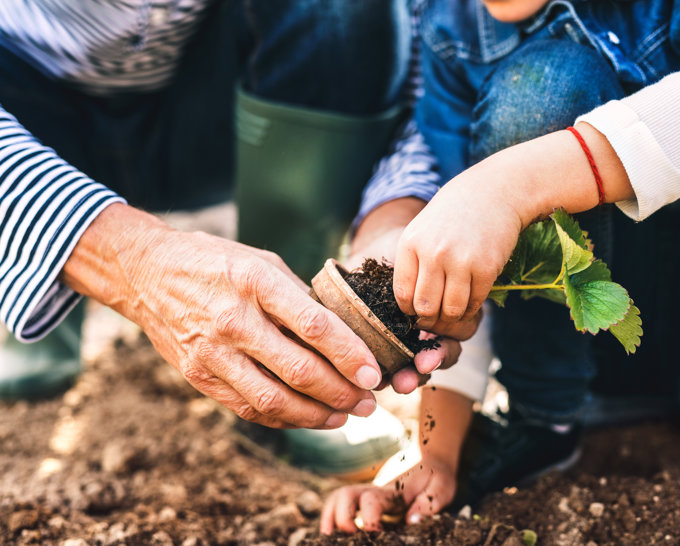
343, 258, 439, 354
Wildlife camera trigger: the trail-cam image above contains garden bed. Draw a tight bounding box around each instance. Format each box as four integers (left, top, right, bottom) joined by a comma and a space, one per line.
0, 307, 678, 545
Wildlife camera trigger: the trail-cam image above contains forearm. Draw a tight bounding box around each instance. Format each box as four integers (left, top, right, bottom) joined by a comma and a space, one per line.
476, 121, 632, 230
419, 387, 473, 472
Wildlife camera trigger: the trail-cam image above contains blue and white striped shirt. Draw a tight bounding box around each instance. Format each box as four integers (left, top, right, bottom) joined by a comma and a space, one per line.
0, 0, 441, 341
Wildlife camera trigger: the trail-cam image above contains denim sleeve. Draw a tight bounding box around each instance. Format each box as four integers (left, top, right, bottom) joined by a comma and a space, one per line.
352, 118, 442, 232
0, 106, 125, 342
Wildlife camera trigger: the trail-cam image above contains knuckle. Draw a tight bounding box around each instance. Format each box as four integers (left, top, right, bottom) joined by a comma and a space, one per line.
399, 226, 419, 248
180, 360, 213, 387
441, 304, 465, 321
236, 259, 269, 294
467, 299, 484, 317
254, 387, 286, 416
392, 283, 411, 305
329, 387, 357, 412
334, 343, 358, 368
215, 303, 245, 338
232, 402, 261, 423
283, 357, 316, 391
296, 304, 330, 340
414, 298, 438, 319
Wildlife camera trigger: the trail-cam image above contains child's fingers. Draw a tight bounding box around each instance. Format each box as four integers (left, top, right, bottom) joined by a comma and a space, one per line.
462, 271, 496, 321
440, 267, 471, 324
357, 490, 395, 531
411, 264, 445, 331
427, 308, 481, 340
319, 491, 340, 535
393, 242, 419, 315
405, 476, 456, 524
331, 487, 365, 534
320, 488, 359, 534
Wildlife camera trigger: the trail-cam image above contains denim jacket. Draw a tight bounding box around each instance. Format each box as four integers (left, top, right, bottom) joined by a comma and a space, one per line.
416, 0, 680, 179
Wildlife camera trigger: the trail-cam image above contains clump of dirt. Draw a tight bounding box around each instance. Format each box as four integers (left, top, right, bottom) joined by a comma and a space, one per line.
301, 513, 527, 545
344, 258, 440, 354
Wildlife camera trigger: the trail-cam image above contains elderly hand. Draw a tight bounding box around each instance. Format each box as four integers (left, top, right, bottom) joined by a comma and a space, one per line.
62, 204, 382, 429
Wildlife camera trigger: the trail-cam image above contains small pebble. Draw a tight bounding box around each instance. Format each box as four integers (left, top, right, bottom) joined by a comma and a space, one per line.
589, 502, 605, 518
458, 505, 472, 520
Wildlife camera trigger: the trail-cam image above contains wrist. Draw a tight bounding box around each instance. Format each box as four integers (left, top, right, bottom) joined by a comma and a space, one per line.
60, 203, 173, 321
482, 123, 631, 228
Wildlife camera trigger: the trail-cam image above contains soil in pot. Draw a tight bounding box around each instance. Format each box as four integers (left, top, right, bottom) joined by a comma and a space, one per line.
343, 258, 439, 354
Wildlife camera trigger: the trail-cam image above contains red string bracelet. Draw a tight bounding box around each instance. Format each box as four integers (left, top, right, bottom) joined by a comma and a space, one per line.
566, 126, 605, 206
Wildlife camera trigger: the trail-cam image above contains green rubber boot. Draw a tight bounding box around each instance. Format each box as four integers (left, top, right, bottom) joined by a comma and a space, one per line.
235, 87, 403, 282
0, 301, 85, 400
236, 89, 406, 477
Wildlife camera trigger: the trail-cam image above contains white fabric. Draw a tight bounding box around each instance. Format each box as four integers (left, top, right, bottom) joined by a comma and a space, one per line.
576, 72, 680, 221
428, 308, 494, 403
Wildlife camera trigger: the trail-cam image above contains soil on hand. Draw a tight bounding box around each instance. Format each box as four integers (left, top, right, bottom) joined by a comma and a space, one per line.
344, 258, 439, 354
1, 309, 679, 545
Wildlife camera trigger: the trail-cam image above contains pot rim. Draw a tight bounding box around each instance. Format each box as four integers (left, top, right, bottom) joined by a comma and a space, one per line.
322, 259, 415, 359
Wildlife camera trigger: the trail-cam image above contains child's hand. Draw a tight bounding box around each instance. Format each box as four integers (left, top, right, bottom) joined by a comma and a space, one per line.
393, 124, 634, 331
319, 455, 458, 534
347, 197, 482, 394
393, 158, 527, 332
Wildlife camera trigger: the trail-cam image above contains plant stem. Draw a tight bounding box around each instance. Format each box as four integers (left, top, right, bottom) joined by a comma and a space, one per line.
490, 282, 565, 292
491, 259, 568, 293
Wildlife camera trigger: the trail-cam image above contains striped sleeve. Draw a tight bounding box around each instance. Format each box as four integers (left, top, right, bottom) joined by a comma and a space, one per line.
0, 106, 125, 342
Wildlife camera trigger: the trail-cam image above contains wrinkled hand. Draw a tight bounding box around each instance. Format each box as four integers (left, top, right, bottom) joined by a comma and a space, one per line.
66, 207, 386, 430
394, 159, 526, 332
320, 455, 457, 534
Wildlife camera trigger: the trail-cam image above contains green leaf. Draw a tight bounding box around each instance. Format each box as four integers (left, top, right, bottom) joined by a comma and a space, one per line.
554, 221, 593, 275
499, 235, 527, 285
487, 289, 509, 307
551, 208, 588, 249
498, 220, 562, 287
578, 259, 612, 282
564, 265, 630, 334
520, 221, 563, 284
609, 301, 643, 354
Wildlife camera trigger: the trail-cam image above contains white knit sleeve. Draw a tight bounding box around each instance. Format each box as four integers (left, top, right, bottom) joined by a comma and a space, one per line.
576, 72, 680, 221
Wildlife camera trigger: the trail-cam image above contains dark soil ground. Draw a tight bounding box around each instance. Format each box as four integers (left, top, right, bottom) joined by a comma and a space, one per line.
1, 306, 680, 545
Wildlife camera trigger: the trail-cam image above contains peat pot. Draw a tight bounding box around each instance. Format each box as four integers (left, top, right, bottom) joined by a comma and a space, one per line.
309, 258, 415, 376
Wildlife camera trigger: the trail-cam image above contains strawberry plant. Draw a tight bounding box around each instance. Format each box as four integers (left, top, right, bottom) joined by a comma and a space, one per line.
488, 209, 642, 354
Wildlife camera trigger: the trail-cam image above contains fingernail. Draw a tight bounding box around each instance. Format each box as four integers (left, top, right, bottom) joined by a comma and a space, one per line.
408, 514, 421, 524
351, 397, 377, 417
323, 411, 347, 429
356, 365, 381, 390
